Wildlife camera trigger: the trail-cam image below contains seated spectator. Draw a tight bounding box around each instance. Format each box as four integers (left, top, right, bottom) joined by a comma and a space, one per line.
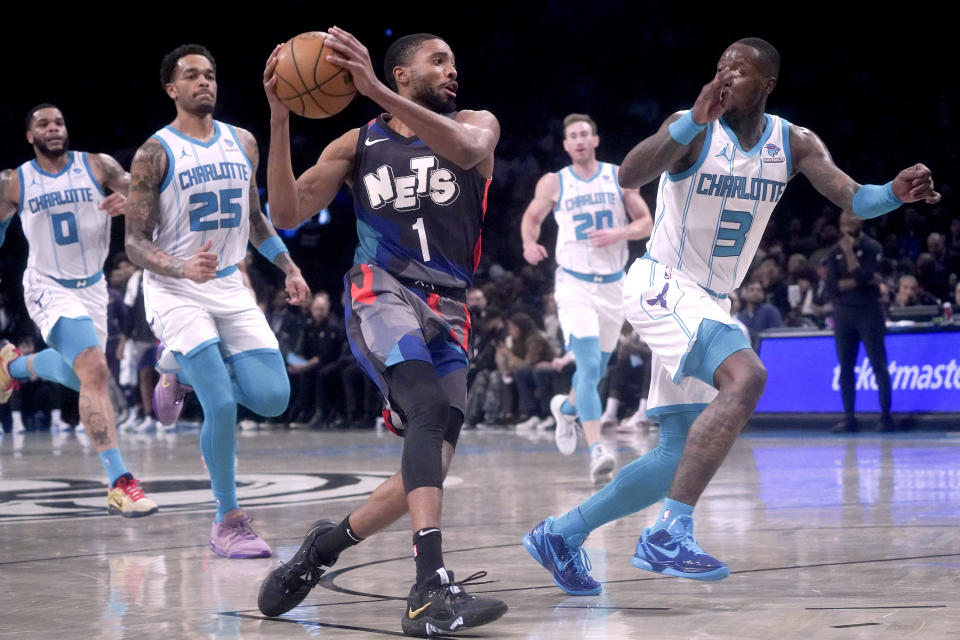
891, 274, 939, 308
599, 322, 651, 430
465, 308, 507, 428
286, 292, 346, 428
915, 252, 949, 303
495, 312, 555, 427
737, 280, 783, 346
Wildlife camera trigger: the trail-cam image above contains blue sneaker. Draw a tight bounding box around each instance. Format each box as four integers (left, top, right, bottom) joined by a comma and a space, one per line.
523, 517, 602, 595
631, 515, 730, 581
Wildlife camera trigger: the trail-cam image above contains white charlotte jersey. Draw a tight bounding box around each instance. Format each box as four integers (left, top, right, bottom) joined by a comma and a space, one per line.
648, 112, 792, 294
554, 162, 630, 274
17, 151, 109, 280
151, 121, 252, 270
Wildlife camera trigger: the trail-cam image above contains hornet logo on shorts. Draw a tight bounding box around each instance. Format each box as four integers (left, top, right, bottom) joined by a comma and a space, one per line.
763, 143, 784, 163
646, 282, 670, 309
0, 472, 460, 523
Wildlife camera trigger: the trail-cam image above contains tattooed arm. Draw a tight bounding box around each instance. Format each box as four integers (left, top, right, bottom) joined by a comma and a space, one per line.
234, 127, 310, 305
89, 152, 130, 217
124, 140, 217, 282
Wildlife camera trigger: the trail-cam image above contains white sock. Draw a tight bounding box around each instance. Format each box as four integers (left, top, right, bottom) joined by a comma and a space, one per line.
51, 409, 63, 425
12, 410, 25, 428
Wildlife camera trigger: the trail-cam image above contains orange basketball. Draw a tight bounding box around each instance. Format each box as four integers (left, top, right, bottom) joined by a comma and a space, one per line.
273, 31, 357, 118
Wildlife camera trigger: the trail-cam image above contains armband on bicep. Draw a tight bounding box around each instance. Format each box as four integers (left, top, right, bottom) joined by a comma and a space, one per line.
852, 182, 902, 219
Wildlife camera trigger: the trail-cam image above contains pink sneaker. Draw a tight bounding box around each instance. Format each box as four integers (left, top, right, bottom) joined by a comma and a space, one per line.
210, 509, 272, 559
152, 373, 191, 426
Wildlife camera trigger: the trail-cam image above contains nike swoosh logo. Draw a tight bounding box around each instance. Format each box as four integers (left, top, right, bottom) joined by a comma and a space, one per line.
408, 603, 431, 619
365, 138, 388, 146
419, 528, 440, 537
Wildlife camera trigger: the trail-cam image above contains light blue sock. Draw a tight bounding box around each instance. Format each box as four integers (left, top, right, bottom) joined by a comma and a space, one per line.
560, 398, 577, 416
552, 409, 699, 545
176, 343, 239, 521
650, 497, 695, 534
9, 349, 81, 391
98, 448, 129, 487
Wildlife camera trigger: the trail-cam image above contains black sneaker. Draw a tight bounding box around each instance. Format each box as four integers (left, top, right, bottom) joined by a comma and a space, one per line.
257, 520, 339, 617
831, 418, 859, 434
401, 569, 507, 637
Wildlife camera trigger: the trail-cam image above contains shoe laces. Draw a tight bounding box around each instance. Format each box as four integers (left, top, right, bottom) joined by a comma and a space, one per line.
562, 545, 593, 576
440, 571, 489, 602
225, 513, 259, 540
117, 476, 146, 501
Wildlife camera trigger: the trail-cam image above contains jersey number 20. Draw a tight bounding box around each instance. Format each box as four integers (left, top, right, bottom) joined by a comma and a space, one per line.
573, 209, 613, 240
189, 189, 243, 232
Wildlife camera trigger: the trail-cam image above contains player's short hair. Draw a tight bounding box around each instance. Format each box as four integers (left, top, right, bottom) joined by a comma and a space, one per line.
735, 37, 780, 78
384, 33, 442, 91
563, 113, 598, 136
25, 103, 60, 131
160, 44, 217, 89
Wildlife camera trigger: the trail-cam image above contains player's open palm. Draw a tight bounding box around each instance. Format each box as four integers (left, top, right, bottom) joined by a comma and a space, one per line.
183, 239, 218, 283
691, 69, 738, 125
324, 27, 378, 96
263, 45, 290, 118
892, 164, 941, 204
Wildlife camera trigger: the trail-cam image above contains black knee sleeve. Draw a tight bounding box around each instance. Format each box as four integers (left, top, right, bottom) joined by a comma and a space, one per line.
386, 361, 450, 493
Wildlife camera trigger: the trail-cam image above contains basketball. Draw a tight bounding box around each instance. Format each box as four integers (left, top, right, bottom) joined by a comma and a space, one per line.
273, 31, 356, 118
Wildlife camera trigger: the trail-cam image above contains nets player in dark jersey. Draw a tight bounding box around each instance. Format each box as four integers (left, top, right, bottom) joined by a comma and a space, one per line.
257, 29, 506, 636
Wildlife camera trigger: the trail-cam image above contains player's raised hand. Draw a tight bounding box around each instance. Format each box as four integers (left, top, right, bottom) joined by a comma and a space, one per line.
324, 26, 380, 96
263, 44, 291, 120
892, 164, 941, 204
284, 269, 310, 306
691, 68, 738, 125
99, 192, 127, 217
183, 239, 218, 283
523, 242, 549, 265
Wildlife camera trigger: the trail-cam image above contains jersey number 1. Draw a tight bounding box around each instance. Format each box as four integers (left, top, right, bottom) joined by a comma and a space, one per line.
412, 217, 431, 262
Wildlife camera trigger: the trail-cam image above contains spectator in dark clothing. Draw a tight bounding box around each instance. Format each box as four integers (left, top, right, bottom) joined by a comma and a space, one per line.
891, 274, 939, 308
759, 255, 791, 318
269, 288, 310, 360
736, 280, 783, 347
826, 211, 893, 433
496, 312, 555, 426
287, 292, 346, 427
464, 308, 507, 427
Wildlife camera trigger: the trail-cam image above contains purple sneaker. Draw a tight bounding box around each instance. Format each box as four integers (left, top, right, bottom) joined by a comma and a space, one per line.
210, 509, 272, 559
153, 373, 191, 426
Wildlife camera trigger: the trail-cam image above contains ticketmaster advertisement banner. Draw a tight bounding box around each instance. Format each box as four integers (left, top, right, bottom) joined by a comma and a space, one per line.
756, 331, 960, 413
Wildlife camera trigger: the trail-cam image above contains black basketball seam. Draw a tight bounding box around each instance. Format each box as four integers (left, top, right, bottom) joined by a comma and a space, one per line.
299, 36, 331, 116
288, 37, 315, 104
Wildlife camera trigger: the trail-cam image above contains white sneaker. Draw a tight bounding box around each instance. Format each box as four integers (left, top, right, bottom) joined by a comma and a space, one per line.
590, 442, 616, 484
132, 415, 156, 433
550, 394, 579, 456
238, 419, 259, 432
535, 415, 555, 432
515, 415, 540, 431
600, 412, 619, 430
118, 409, 142, 433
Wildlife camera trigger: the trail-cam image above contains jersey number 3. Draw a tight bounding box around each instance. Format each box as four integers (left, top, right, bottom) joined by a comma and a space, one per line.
712, 209, 753, 257
189, 189, 243, 232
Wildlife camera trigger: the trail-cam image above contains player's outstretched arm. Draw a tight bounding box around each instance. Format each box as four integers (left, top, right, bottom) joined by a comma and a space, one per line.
520, 173, 559, 265
0, 169, 20, 247
620, 69, 738, 189
323, 26, 500, 175
263, 45, 357, 229
125, 140, 217, 283
90, 153, 130, 217
234, 126, 311, 306
792, 126, 941, 217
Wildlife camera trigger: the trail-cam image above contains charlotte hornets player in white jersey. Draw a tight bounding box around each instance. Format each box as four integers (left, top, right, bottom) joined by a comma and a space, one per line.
521, 113, 651, 484
524, 38, 939, 595
0, 104, 158, 518
124, 44, 309, 559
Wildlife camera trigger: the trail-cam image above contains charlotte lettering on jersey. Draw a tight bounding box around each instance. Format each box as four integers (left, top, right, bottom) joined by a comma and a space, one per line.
178, 161, 250, 189
363, 156, 460, 211
696, 174, 786, 203
27, 187, 94, 213
563, 192, 618, 211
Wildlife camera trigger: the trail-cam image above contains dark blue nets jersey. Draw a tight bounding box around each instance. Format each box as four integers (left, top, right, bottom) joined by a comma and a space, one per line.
350, 114, 490, 290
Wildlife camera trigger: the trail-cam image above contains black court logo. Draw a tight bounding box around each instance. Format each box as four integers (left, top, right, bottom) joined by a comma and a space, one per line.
0, 473, 461, 523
